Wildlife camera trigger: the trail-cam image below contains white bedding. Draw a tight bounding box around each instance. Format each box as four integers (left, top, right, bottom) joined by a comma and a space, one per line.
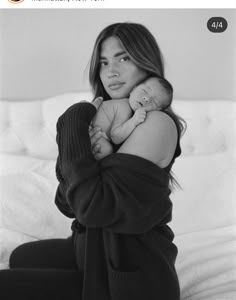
0, 154, 71, 268
175, 225, 236, 300
0, 96, 236, 299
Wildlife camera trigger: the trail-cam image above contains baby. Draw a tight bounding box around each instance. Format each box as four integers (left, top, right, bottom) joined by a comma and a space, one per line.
91, 76, 173, 158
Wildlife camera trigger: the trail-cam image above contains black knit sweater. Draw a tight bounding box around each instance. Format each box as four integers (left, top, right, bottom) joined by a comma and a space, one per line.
55, 102, 180, 300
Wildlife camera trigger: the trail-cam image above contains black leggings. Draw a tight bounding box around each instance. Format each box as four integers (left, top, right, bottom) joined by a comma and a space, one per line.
0, 237, 83, 300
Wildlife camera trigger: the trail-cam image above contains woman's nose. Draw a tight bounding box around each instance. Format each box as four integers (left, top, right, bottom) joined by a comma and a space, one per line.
107, 63, 119, 78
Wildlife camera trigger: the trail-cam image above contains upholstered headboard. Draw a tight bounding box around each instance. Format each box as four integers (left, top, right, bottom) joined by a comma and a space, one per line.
0, 94, 236, 237
0, 93, 93, 159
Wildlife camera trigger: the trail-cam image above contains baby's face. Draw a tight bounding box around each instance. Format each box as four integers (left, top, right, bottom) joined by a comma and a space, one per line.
129, 78, 166, 111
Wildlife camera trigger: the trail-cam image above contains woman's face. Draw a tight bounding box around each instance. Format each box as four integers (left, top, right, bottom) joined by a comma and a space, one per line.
99, 36, 148, 99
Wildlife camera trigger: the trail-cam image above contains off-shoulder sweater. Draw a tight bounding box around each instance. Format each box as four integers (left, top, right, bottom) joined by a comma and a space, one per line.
55, 102, 181, 300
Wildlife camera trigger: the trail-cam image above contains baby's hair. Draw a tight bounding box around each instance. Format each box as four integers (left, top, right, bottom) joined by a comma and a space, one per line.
156, 77, 173, 109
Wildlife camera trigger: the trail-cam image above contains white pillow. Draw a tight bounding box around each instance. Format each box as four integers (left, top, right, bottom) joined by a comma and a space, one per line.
0, 153, 51, 175
0, 154, 71, 239
170, 151, 236, 235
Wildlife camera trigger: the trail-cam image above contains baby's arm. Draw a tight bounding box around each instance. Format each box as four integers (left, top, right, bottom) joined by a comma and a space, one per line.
111, 104, 147, 145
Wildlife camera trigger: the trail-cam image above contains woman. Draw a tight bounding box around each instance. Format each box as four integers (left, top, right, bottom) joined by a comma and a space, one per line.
1, 22, 186, 299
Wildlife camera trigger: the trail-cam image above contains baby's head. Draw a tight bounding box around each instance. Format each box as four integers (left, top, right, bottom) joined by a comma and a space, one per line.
129, 76, 173, 112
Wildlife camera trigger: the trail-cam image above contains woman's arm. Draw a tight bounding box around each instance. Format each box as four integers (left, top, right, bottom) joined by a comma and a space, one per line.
55, 102, 173, 233
118, 110, 178, 168
55, 157, 75, 218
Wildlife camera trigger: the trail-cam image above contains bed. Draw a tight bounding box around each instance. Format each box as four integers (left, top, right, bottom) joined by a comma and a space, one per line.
0, 93, 235, 299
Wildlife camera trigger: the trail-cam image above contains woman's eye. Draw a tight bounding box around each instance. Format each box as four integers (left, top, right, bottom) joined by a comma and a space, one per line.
120, 56, 130, 62
99, 61, 107, 67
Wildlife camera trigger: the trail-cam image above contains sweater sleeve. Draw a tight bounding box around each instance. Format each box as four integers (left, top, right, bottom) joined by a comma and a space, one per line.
55, 156, 75, 218
56, 102, 172, 234
55, 102, 97, 219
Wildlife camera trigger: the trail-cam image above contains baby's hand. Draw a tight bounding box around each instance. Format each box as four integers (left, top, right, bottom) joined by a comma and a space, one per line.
89, 126, 113, 160
93, 136, 113, 160
133, 108, 147, 126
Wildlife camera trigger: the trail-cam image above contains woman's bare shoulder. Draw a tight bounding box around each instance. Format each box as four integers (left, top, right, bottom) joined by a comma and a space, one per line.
146, 111, 177, 136
118, 111, 178, 167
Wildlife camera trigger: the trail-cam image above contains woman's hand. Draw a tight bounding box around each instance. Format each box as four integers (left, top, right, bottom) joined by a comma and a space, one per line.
80, 96, 103, 110
91, 97, 103, 110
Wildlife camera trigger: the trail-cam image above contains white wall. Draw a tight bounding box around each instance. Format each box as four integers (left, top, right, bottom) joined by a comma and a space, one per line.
0, 9, 235, 101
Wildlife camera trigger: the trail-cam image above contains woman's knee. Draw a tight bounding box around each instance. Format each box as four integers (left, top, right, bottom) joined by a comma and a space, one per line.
9, 238, 76, 269
9, 242, 32, 268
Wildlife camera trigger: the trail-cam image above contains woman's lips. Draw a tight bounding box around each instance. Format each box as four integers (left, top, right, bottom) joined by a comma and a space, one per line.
108, 82, 125, 90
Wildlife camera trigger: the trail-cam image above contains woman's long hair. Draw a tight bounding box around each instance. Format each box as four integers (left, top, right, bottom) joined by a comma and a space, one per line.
89, 22, 186, 189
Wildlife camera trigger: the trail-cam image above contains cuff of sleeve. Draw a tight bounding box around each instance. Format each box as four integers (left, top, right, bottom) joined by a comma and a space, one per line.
62, 102, 96, 125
